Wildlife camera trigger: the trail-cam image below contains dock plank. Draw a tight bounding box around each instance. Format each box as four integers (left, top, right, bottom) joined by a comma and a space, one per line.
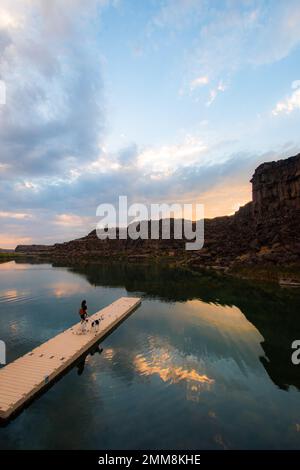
0, 296, 141, 419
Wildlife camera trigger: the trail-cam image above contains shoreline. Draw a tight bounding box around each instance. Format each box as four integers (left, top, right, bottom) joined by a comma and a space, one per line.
5, 251, 300, 286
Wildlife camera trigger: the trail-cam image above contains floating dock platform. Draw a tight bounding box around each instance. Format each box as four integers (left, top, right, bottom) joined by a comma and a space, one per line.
0, 296, 141, 420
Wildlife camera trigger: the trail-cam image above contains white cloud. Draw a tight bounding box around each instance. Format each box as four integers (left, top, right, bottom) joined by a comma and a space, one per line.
55, 213, 93, 227
190, 75, 209, 90
272, 82, 300, 116
292, 80, 300, 90
206, 81, 226, 107
0, 163, 10, 172
0, 211, 32, 220
0, 0, 110, 177
151, 0, 203, 30
137, 135, 207, 175
155, 1, 300, 86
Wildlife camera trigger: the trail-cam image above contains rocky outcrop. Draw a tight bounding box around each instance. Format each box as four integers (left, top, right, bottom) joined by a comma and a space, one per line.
15, 153, 300, 272
190, 153, 300, 269
251, 153, 300, 216
15, 244, 54, 254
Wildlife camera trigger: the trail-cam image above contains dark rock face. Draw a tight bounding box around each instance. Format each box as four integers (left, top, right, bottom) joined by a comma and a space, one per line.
249, 154, 300, 266
251, 154, 300, 216
15, 244, 54, 253
15, 153, 300, 270
194, 153, 300, 269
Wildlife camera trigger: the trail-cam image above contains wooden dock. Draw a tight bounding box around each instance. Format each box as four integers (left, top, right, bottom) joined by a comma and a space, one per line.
0, 296, 141, 420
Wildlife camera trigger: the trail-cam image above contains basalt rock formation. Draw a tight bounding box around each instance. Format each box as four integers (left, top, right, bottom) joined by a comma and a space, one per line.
16, 153, 300, 276
15, 244, 54, 254
191, 153, 300, 270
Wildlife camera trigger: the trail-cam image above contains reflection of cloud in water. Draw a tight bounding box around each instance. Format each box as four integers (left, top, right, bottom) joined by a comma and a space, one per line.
0, 261, 52, 271
49, 281, 90, 298
186, 300, 262, 337
181, 300, 266, 369
133, 339, 214, 401
0, 288, 31, 303
147, 299, 265, 370
214, 433, 228, 450
97, 338, 214, 401
186, 380, 212, 402
0, 261, 25, 271
1, 289, 18, 299
7, 317, 30, 339
102, 348, 115, 361
9, 321, 19, 333
134, 353, 213, 386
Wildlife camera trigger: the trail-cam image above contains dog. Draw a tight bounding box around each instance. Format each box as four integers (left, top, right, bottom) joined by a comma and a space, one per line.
91, 319, 100, 333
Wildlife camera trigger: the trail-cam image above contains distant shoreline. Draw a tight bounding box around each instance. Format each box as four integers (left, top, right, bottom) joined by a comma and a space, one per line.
3, 252, 300, 287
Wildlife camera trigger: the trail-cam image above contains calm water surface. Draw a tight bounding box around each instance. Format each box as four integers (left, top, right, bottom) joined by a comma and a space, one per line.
0, 260, 300, 449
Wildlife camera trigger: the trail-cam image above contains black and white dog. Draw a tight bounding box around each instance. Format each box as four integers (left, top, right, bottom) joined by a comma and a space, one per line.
91, 319, 100, 333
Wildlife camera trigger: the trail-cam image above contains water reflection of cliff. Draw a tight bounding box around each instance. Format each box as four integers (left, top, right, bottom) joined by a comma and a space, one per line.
18, 260, 300, 390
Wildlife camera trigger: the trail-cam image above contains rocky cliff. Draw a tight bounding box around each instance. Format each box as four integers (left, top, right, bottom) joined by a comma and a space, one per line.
193, 153, 300, 269
15, 244, 54, 253
16, 153, 300, 275
251, 153, 300, 215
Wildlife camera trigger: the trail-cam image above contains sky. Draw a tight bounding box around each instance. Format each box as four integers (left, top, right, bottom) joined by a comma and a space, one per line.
0, 0, 300, 248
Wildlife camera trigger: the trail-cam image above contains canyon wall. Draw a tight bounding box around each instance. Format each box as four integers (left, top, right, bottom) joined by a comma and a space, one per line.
16, 153, 300, 271
251, 153, 300, 216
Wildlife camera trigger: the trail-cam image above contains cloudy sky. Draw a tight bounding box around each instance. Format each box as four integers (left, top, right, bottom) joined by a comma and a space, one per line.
0, 0, 300, 248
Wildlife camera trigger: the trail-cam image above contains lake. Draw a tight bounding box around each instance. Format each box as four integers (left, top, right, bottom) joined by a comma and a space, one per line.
0, 260, 300, 449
